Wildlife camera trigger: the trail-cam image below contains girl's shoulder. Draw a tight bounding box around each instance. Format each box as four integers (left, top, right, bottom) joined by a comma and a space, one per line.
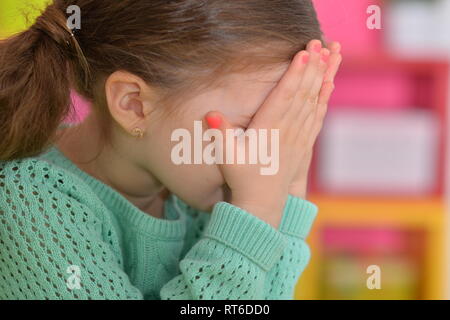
0, 154, 110, 250
0, 154, 102, 217
0, 155, 84, 193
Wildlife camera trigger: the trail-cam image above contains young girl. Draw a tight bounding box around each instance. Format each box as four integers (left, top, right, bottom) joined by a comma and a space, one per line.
0, 0, 341, 299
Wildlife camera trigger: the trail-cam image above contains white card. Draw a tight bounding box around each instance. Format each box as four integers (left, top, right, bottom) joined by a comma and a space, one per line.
317, 108, 439, 195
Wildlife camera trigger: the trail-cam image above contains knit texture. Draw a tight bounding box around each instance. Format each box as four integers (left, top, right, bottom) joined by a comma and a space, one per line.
0, 144, 318, 300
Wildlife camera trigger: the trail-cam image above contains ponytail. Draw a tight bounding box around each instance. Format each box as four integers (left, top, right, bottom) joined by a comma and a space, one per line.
0, 3, 89, 161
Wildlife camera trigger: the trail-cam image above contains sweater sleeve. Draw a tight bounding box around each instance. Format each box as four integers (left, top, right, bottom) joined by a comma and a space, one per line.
264, 195, 318, 299
160, 201, 287, 299
174, 195, 318, 300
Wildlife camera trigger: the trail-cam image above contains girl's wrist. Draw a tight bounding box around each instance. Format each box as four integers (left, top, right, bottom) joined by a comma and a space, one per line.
288, 182, 307, 200
230, 201, 283, 229
230, 191, 287, 229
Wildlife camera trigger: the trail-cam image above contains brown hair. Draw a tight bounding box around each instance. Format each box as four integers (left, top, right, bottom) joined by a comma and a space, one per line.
0, 0, 323, 161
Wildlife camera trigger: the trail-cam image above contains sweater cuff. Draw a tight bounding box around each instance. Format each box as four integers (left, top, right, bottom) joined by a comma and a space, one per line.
278, 195, 318, 239
203, 201, 287, 272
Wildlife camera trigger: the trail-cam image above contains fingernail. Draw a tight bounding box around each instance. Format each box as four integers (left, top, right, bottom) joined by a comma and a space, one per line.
206, 116, 221, 129
321, 51, 330, 63
313, 42, 322, 53
302, 53, 309, 64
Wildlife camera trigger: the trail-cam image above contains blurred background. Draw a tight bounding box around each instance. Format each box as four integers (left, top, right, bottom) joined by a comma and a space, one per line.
302, 0, 450, 300
1, 0, 450, 299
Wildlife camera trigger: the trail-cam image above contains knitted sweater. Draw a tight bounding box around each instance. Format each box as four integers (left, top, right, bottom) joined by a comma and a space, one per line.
0, 144, 318, 300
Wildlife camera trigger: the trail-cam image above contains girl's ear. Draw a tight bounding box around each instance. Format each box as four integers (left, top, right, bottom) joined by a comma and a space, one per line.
105, 70, 154, 135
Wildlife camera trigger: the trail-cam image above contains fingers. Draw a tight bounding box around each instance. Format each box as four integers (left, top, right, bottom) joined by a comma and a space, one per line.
204, 111, 229, 131
317, 81, 335, 109
324, 41, 342, 84
324, 54, 342, 86
204, 111, 251, 167
300, 41, 342, 149
328, 41, 341, 55
289, 42, 328, 126
292, 39, 324, 108
309, 67, 339, 147
311, 81, 334, 141
278, 50, 310, 102
316, 42, 342, 124
305, 47, 330, 106
261, 50, 310, 118
204, 111, 231, 165
252, 39, 332, 126
294, 49, 328, 144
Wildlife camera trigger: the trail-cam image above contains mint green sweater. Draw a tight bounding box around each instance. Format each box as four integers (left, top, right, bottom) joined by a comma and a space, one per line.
0, 145, 318, 300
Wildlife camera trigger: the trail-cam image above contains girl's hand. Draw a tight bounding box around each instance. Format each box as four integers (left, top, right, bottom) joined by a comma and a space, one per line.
204, 40, 329, 229
288, 41, 342, 199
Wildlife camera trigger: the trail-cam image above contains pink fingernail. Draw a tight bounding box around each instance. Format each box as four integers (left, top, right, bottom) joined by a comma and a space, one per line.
302, 54, 309, 64
321, 52, 330, 63
206, 116, 221, 129
313, 43, 322, 53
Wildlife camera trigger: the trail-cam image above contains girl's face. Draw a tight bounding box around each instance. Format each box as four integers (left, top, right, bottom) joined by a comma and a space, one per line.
144, 64, 289, 211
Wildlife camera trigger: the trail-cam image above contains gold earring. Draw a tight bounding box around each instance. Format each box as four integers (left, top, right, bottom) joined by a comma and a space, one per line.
132, 127, 144, 138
